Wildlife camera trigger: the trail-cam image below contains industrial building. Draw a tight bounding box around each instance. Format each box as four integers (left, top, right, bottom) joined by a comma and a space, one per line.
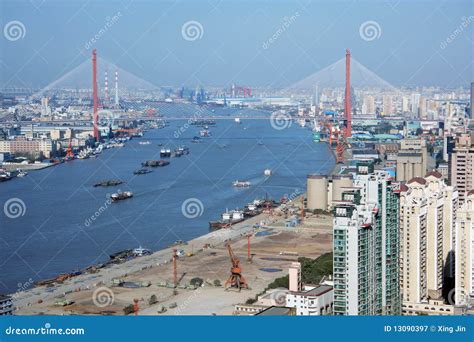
306, 174, 353, 211
396, 138, 428, 182
332, 161, 401, 315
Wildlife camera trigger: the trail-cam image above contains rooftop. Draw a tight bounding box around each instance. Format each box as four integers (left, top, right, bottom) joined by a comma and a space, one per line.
255, 306, 293, 316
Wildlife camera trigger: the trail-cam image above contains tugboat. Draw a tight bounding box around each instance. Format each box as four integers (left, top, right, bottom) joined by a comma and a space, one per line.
133, 168, 152, 175
142, 160, 170, 167
232, 180, 251, 188
111, 191, 133, 202
93, 179, 123, 187
132, 246, 152, 256
16, 169, 28, 177
0, 170, 12, 182
209, 209, 245, 230
199, 129, 211, 137
160, 148, 172, 158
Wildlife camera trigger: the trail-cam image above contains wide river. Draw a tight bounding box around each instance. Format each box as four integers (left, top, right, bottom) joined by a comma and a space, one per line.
0, 106, 334, 294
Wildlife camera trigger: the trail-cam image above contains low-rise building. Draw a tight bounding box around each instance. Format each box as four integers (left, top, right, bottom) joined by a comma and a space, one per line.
286, 284, 333, 316
0, 295, 14, 315
0, 137, 54, 158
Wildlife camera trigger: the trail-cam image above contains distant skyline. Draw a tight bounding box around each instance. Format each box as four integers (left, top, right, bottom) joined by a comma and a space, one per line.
0, 0, 472, 89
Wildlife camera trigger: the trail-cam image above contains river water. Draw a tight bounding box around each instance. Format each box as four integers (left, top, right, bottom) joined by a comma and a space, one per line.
0, 108, 334, 293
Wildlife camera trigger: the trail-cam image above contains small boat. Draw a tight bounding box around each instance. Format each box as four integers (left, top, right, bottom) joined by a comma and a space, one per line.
111, 191, 133, 202
133, 168, 152, 175
93, 179, 123, 187
264, 169, 272, 176
232, 180, 251, 187
199, 129, 211, 137
191, 136, 202, 143
234, 117, 241, 124
209, 209, 245, 229
16, 169, 28, 177
142, 160, 170, 167
132, 246, 152, 256
160, 149, 172, 158
139, 141, 151, 145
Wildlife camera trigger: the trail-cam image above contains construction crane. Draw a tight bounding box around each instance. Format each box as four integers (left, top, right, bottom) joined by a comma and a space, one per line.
224, 243, 248, 291
172, 248, 177, 288
65, 131, 74, 159
247, 234, 252, 263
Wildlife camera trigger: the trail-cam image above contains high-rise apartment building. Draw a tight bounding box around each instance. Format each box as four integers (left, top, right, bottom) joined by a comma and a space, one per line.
451, 132, 474, 203
470, 82, 473, 118
362, 95, 375, 115
333, 161, 400, 315
382, 95, 392, 116
411, 93, 421, 117
454, 191, 474, 306
399, 172, 458, 310
396, 139, 428, 182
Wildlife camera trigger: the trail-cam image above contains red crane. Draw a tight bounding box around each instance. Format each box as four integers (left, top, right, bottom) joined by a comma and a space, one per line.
224, 243, 248, 291
247, 235, 252, 262
172, 248, 177, 288
65, 133, 74, 159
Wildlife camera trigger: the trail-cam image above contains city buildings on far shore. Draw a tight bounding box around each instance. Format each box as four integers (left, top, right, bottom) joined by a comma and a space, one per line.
0, 137, 54, 158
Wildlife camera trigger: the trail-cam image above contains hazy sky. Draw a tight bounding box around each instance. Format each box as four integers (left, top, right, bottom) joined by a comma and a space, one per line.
0, 0, 472, 89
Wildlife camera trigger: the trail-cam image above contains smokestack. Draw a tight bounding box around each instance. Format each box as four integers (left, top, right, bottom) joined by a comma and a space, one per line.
92, 49, 99, 142
104, 71, 109, 108
345, 49, 351, 138
114, 70, 119, 108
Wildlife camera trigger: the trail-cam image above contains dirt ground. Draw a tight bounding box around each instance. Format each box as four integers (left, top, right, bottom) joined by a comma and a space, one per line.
15, 211, 333, 316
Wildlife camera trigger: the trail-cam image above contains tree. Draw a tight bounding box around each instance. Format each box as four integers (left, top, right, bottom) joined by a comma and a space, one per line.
213, 279, 221, 287
190, 277, 203, 287
148, 294, 158, 305
123, 304, 134, 315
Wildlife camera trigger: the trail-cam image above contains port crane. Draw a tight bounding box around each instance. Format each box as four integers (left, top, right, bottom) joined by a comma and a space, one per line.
65, 132, 74, 159
224, 243, 248, 291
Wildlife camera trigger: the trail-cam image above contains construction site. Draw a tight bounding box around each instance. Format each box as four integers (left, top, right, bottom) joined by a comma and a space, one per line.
12, 199, 333, 316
